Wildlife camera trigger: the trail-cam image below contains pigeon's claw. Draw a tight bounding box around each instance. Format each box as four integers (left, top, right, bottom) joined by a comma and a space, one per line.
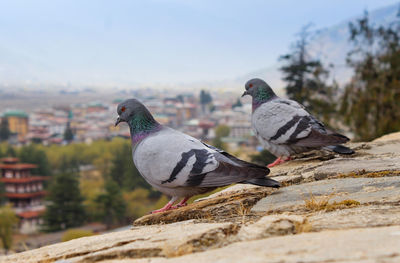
267, 156, 291, 168
150, 196, 179, 214
171, 197, 190, 209
171, 204, 186, 209
151, 202, 174, 214
150, 206, 173, 214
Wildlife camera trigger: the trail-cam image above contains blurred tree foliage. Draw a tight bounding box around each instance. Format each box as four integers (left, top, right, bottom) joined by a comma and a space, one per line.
42, 172, 86, 232
249, 150, 276, 166
0, 143, 4, 204
200, 90, 213, 114
109, 143, 149, 191
0, 182, 6, 205
0, 204, 19, 253
200, 90, 212, 105
5, 145, 16, 157
279, 25, 339, 125
214, 125, 231, 138
232, 98, 243, 109
123, 189, 168, 219
95, 179, 126, 229
63, 123, 74, 143
18, 144, 52, 176
0, 119, 10, 142
212, 125, 230, 151
80, 171, 104, 222
340, 11, 400, 141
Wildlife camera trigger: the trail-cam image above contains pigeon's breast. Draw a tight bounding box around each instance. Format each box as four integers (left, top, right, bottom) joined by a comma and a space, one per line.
133, 129, 218, 188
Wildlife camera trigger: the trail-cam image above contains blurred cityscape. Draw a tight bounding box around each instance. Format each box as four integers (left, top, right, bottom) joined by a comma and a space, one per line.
0, 88, 256, 150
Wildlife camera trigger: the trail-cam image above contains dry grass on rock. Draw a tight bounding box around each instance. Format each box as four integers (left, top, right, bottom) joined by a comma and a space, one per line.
303, 192, 361, 212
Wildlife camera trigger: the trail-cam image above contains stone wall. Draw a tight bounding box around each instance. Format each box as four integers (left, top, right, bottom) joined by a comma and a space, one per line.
2, 132, 400, 263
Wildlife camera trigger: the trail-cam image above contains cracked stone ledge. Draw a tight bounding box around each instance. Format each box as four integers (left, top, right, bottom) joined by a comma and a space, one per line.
3, 132, 400, 263
2, 221, 238, 263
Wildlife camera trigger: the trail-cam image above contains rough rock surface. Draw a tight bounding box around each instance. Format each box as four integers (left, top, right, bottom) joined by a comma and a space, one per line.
100, 226, 400, 263
2, 221, 236, 263
252, 176, 400, 213
2, 134, 400, 263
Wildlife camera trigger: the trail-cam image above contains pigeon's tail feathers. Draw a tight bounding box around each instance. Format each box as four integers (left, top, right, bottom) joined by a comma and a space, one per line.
243, 177, 281, 188
294, 129, 350, 148
324, 145, 355, 155
329, 132, 351, 142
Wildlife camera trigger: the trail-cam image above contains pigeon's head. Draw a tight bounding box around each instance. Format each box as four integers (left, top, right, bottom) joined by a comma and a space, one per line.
242, 78, 276, 101
115, 98, 153, 126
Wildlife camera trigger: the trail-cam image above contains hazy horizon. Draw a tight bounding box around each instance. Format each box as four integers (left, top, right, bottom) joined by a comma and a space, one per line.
1, 0, 399, 88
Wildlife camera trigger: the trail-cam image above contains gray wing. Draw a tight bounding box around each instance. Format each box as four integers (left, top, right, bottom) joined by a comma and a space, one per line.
286, 113, 350, 147
183, 143, 272, 187
184, 160, 269, 187
252, 99, 310, 144
186, 143, 281, 188
291, 119, 350, 147
253, 98, 349, 147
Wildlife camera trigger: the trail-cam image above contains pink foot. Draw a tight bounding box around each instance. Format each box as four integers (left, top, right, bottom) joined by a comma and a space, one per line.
171, 203, 187, 209
171, 197, 190, 209
267, 156, 291, 168
150, 197, 191, 214
151, 202, 173, 214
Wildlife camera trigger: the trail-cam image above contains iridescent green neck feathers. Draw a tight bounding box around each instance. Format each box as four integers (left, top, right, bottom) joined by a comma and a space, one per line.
252, 86, 276, 111
128, 112, 161, 144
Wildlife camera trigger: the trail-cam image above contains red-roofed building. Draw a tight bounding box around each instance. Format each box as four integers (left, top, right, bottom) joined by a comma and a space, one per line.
0, 157, 48, 234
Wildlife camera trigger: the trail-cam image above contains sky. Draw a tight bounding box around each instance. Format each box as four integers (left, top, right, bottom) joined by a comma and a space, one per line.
0, 0, 399, 86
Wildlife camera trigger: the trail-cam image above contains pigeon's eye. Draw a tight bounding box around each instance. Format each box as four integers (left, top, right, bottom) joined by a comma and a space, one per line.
121, 106, 126, 112
249, 83, 253, 88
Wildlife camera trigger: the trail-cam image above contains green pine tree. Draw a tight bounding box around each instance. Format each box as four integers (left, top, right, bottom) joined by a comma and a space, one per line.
340, 11, 400, 141
18, 145, 52, 176
95, 179, 126, 229
232, 98, 243, 109
200, 90, 213, 114
59, 154, 80, 174
279, 25, 338, 124
42, 172, 86, 232
64, 123, 74, 142
0, 182, 6, 205
5, 145, 16, 157
0, 118, 10, 142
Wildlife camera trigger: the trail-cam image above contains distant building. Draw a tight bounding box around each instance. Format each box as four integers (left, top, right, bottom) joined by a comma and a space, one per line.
229, 123, 252, 139
0, 157, 48, 234
176, 103, 197, 126
87, 102, 108, 113
1, 110, 29, 142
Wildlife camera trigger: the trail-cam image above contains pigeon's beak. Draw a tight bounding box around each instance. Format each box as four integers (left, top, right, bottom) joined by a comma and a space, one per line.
115, 117, 122, 127
242, 90, 250, 97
